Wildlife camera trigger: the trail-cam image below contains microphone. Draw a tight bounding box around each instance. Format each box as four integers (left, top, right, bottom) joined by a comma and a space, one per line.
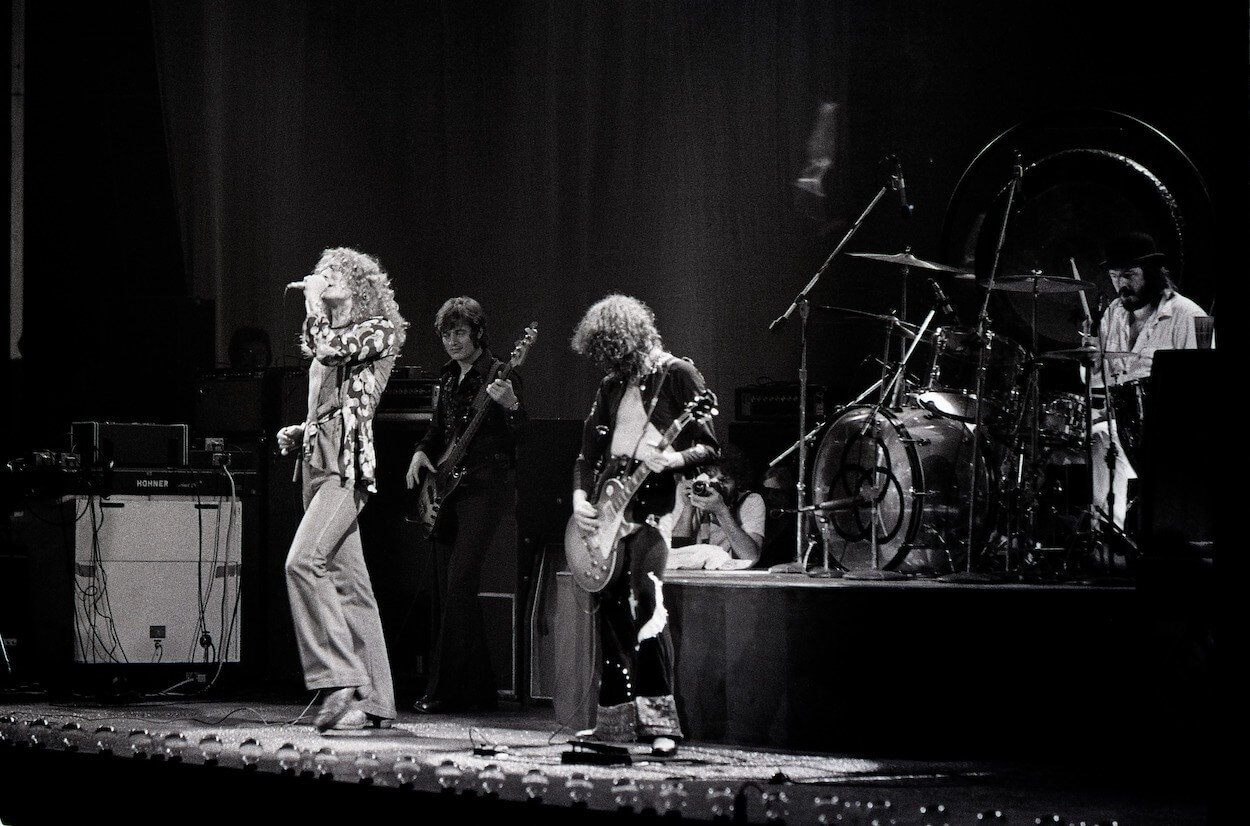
285, 280, 307, 291
927, 278, 956, 317
891, 157, 913, 219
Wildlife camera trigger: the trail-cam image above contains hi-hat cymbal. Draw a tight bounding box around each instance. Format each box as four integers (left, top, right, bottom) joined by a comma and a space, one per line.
848, 251, 973, 274
1040, 346, 1139, 362
989, 274, 1098, 293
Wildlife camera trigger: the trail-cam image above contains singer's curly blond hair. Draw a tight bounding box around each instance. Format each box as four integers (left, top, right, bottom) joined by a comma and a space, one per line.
302, 247, 408, 354
570, 294, 663, 380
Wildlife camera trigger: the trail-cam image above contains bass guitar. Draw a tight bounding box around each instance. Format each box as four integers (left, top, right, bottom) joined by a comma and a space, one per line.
414, 322, 538, 538
564, 389, 717, 592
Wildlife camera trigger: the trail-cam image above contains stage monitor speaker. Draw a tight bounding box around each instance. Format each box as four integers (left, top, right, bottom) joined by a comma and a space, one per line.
72, 495, 242, 665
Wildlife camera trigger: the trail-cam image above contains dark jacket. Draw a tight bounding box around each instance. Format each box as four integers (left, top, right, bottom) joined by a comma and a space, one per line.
573, 354, 718, 516
417, 349, 526, 487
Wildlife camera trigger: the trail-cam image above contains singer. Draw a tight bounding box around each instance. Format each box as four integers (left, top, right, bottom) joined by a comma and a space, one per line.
1085, 232, 1208, 537
276, 247, 408, 732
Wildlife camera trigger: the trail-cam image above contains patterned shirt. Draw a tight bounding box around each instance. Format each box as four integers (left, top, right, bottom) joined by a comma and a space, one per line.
301, 314, 399, 493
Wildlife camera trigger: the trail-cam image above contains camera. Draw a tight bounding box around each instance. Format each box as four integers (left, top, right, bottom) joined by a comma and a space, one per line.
691, 477, 725, 498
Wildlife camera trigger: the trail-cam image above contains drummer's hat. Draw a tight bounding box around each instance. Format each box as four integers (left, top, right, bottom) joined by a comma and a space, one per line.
1100, 231, 1167, 269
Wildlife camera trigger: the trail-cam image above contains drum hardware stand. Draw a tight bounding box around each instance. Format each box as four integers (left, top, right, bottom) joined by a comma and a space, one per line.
768, 174, 891, 574
1066, 260, 1136, 583
843, 307, 938, 581
940, 152, 1023, 584
1001, 273, 1049, 579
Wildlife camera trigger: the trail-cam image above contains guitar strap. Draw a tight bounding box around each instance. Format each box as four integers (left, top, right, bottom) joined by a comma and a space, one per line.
623, 354, 673, 461
451, 359, 503, 444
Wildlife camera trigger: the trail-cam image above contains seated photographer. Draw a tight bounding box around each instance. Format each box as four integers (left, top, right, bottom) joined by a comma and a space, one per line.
668, 445, 766, 571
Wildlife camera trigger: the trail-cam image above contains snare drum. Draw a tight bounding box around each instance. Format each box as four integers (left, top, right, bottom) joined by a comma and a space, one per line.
920, 327, 1028, 423
1038, 392, 1087, 447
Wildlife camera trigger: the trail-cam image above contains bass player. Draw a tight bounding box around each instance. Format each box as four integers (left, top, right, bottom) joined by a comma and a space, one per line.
405, 296, 525, 713
569, 294, 718, 756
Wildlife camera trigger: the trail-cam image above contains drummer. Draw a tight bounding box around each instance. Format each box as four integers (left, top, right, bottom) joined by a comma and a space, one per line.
1085, 232, 1209, 533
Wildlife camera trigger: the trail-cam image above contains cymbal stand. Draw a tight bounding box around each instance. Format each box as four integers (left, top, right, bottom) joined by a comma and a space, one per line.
1011, 276, 1046, 576
942, 152, 1023, 583
768, 181, 890, 574
844, 307, 938, 581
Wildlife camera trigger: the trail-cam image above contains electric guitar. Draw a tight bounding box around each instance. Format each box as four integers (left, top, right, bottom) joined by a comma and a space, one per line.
414, 323, 538, 539
564, 389, 718, 592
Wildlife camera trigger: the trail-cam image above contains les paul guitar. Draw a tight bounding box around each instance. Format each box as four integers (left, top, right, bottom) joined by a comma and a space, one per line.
564, 389, 718, 592
413, 323, 538, 539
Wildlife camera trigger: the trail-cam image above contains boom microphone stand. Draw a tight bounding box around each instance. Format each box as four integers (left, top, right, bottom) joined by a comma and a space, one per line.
768, 180, 891, 574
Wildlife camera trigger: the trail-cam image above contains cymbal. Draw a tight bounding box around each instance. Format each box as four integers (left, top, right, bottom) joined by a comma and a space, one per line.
989, 274, 1098, 293
848, 251, 973, 274
1039, 347, 1139, 362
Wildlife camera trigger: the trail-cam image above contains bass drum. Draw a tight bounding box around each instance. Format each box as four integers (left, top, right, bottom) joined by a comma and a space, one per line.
810, 404, 997, 575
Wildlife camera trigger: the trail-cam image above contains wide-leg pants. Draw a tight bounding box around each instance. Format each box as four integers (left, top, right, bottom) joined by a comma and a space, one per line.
285, 469, 396, 720
592, 524, 683, 742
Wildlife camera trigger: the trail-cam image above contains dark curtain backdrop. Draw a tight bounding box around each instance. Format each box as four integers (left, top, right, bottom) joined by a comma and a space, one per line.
17, 1, 1241, 443
147, 1, 1241, 422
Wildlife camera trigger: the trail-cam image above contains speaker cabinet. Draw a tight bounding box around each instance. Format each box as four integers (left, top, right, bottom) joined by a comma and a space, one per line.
516, 420, 583, 702
480, 509, 519, 698
552, 570, 598, 731
72, 495, 242, 665
1142, 349, 1217, 554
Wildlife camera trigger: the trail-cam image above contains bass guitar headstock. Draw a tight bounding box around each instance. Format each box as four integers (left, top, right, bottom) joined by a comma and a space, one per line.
508, 322, 539, 371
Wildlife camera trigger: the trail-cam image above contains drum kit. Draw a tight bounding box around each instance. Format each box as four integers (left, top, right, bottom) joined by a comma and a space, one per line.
766, 154, 1144, 581
774, 249, 1141, 581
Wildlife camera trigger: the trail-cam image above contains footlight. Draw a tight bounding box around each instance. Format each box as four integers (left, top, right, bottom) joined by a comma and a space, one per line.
522, 768, 549, 801
565, 772, 593, 805
477, 763, 506, 795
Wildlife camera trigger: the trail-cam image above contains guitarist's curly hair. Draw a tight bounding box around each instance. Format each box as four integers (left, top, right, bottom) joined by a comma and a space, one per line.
570, 294, 663, 381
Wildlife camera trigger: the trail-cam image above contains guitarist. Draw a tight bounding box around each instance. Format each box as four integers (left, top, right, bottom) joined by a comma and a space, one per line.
569, 294, 718, 756
404, 297, 525, 714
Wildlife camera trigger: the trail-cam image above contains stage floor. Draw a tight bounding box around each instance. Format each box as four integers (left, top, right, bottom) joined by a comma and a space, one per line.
0, 693, 1208, 823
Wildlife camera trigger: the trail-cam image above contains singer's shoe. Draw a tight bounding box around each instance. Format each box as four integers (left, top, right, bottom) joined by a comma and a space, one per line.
314, 687, 358, 732
329, 706, 394, 731
650, 737, 677, 757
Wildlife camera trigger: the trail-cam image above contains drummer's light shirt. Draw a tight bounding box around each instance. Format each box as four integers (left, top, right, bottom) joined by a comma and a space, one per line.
1093, 289, 1208, 387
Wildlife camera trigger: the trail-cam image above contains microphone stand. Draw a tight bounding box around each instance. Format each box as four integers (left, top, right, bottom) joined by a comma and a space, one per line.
940, 153, 1023, 584
769, 183, 890, 574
